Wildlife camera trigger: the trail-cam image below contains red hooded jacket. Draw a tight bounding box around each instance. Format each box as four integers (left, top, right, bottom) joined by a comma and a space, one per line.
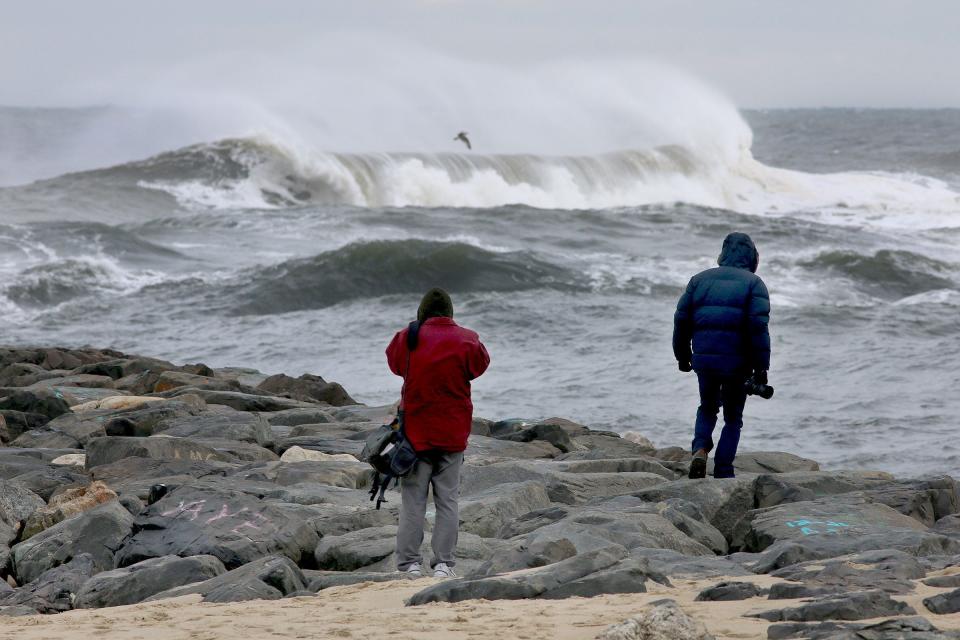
386, 317, 490, 452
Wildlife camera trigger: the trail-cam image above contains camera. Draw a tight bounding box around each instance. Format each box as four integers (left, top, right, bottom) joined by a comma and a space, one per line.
744, 375, 774, 399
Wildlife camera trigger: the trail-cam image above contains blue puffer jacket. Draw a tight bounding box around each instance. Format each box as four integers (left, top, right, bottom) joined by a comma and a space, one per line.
673, 233, 771, 376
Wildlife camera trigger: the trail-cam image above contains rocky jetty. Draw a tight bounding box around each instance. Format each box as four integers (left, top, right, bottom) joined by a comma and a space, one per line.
1, 346, 959, 638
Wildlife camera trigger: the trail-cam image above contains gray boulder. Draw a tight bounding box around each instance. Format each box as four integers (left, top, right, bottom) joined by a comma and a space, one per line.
99, 399, 206, 438
459, 481, 552, 538
74, 554, 226, 608
933, 514, 960, 537
15, 409, 122, 448
859, 476, 960, 526
519, 503, 713, 557
500, 423, 574, 453
0, 389, 70, 421
0, 481, 45, 541
924, 574, 960, 588
754, 471, 894, 509
256, 373, 356, 406
150, 408, 274, 447
188, 438, 279, 462
925, 587, 960, 615
568, 433, 655, 458
115, 485, 318, 569
85, 436, 235, 469
733, 495, 960, 558
695, 580, 767, 601
0, 553, 98, 613
633, 476, 757, 540
314, 525, 397, 571
471, 538, 578, 577
536, 557, 661, 599
749, 589, 916, 622
11, 502, 134, 584
147, 555, 306, 603
4, 466, 87, 501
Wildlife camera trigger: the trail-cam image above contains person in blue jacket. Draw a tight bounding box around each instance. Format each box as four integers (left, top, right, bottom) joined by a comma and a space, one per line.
673, 232, 771, 479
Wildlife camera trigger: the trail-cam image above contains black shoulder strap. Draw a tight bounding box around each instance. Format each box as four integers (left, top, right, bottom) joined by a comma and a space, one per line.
406, 319, 421, 351
398, 320, 422, 439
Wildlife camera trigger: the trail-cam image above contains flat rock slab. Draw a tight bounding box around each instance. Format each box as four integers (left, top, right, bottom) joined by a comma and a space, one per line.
769, 548, 925, 595
406, 545, 627, 605
711, 451, 820, 475
229, 460, 371, 490
151, 409, 274, 447
74, 554, 226, 608
85, 436, 235, 469
749, 589, 916, 622
314, 525, 506, 575
146, 555, 307, 603
115, 485, 319, 569
924, 574, 960, 588
754, 470, 895, 509
162, 388, 309, 413
519, 503, 714, 557
734, 496, 960, 559
308, 571, 407, 591
630, 548, 754, 580
464, 435, 560, 462
767, 616, 960, 640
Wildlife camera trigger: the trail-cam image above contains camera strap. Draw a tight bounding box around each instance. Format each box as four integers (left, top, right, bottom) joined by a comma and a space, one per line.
372, 319, 423, 509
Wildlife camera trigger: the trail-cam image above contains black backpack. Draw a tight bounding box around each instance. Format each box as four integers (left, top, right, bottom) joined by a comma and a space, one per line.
360, 320, 421, 509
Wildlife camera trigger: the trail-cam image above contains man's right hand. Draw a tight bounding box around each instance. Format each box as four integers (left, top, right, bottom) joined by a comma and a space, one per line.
753, 369, 768, 384
678, 361, 692, 372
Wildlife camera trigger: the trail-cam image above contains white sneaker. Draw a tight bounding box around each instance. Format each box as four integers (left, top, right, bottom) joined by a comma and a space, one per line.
433, 563, 457, 578
405, 562, 422, 577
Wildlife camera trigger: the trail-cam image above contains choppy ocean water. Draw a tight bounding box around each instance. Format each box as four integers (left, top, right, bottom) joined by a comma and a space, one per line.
1, 105, 958, 475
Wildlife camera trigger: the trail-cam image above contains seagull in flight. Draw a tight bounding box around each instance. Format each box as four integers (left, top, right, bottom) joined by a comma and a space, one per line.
454, 131, 472, 150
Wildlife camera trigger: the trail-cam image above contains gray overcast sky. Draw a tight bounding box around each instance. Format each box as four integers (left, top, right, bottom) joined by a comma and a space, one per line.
1, 0, 958, 108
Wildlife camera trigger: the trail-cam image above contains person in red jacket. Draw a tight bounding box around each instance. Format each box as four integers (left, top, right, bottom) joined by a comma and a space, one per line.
386, 288, 490, 579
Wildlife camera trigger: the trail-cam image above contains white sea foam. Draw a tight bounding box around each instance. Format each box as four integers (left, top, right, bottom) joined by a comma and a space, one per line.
132, 132, 960, 230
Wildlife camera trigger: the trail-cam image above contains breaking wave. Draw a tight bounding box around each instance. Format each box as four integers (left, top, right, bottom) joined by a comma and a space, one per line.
9, 134, 959, 229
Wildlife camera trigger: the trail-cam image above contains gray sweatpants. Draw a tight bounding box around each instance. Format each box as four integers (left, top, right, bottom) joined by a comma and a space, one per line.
396, 451, 463, 570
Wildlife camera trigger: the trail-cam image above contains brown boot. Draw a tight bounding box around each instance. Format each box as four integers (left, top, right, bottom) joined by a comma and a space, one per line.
688, 449, 708, 479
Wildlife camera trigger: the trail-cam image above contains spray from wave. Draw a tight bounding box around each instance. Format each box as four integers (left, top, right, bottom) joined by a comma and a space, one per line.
2, 37, 959, 226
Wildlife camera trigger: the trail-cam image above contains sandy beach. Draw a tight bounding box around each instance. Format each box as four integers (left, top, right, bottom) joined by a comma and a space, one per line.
2, 570, 959, 640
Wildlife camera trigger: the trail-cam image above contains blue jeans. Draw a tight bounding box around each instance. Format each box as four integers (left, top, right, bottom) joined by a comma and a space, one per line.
691, 372, 748, 478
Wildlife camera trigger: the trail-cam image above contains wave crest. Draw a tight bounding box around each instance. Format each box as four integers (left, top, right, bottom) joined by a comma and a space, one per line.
230, 239, 584, 315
